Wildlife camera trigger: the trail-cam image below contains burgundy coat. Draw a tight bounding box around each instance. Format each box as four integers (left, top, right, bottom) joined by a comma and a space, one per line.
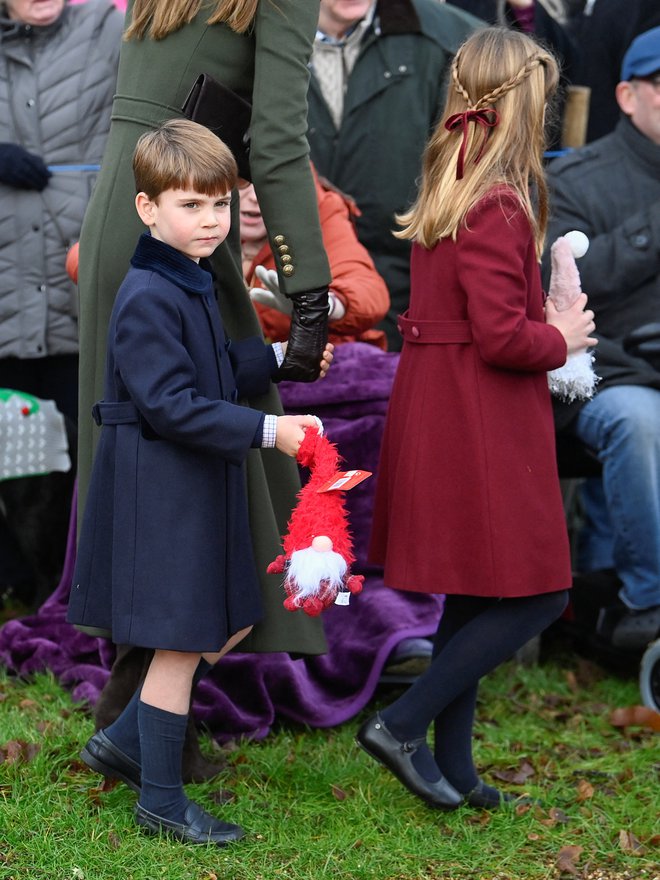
369, 189, 572, 598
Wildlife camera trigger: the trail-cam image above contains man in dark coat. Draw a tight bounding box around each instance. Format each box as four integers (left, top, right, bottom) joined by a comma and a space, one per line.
572, 0, 660, 142
544, 26, 660, 649
307, 0, 481, 350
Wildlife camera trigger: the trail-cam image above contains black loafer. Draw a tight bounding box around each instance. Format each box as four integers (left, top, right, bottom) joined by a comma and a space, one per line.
465, 780, 540, 809
135, 800, 244, 846
81, 729, 141, 792
465, 780, 515, 809
356, 713, 462, 810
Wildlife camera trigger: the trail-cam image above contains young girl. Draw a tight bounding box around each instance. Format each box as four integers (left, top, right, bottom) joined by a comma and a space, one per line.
359, 27, 597, 809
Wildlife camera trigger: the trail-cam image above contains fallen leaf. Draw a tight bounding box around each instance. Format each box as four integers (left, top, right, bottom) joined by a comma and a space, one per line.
556, 844, 583, 876
549, 807, 571, 824
576, 779, 595, 801
209, 788, 236, 805
618, 829, 646, 854
107, 832, 121, 850
610, 706, 660, 732
0, 740, 41, 765
331, 784, 347, 801
18, 699, 38, 711
565, 670, 579, 692
491, 759, 535, 785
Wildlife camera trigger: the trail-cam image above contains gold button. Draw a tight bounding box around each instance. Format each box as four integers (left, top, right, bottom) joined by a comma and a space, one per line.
273, 235, 285, 245
278, 245, 289, 254
281, 254, 292, 264
282, 264, 295, 276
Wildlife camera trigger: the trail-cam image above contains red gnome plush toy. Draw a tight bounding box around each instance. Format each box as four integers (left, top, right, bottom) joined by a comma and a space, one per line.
267, 425, 365, 616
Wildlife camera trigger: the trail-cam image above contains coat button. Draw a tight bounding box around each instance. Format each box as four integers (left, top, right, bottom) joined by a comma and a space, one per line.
282, 264, 295, 276
278, 244, 289, 254
274, 235, 285, 245
281, 254, 292, 264
411, 326, 420, 337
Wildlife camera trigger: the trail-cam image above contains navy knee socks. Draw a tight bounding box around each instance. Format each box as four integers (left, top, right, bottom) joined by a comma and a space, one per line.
104, 658, 212, 764
137, 700, 189, 821
380, 591, 568, 791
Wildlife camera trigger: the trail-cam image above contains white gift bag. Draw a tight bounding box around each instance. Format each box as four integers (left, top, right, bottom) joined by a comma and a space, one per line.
0, 389, 71, 481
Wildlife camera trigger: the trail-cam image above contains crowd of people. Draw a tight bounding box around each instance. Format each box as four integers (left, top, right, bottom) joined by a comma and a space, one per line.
1, 0, 659, 848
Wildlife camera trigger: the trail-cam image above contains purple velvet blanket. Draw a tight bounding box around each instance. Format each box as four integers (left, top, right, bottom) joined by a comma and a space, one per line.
0, 344, 443, 741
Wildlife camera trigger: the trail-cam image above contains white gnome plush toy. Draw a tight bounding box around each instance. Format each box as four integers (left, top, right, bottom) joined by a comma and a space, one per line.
547, 230, 599, 402
267, 425, 365, 616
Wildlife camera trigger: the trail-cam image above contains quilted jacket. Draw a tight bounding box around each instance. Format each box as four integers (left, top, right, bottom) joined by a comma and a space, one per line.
0, 0, 122, 358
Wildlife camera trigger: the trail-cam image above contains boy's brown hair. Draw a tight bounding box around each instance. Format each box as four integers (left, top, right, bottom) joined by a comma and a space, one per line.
133, 118, 238, 199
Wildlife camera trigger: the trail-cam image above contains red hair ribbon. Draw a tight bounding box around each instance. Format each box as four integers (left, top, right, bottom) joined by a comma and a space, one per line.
444, 108, 500, 180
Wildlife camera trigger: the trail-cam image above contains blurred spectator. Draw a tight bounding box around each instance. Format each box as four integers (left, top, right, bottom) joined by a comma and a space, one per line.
446, 1, 577, 147
0, 0, 122, 602
543, 26, 660, 650
242, 171, 390, 350
307, 0, 481, 350
447, 1, 574, 62
0, 0, 122, 421
572, 0, 660, 142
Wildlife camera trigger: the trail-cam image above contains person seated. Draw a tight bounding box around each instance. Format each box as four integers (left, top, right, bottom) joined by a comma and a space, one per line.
543, 26, 660, 652
240, 169, 390, 349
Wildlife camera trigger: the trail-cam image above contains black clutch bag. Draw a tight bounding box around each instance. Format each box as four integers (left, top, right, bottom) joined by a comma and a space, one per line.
181, 73, 252, 181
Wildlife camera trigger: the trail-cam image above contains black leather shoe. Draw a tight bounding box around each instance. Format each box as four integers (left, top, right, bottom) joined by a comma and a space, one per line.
356, 713, 462, 810
81, 729, 141, 793
465, 780, 515, 809
135, 800, 244, 846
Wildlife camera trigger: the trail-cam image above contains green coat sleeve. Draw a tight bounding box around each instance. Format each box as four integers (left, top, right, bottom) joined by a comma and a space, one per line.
250, 0, 331, 295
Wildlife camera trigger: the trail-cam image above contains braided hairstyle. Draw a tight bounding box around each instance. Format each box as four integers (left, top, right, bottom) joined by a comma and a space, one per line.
397, 27, 559, 256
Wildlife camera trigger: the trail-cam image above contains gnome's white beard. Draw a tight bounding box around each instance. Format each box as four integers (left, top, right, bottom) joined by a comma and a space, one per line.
286, 547, 347, 597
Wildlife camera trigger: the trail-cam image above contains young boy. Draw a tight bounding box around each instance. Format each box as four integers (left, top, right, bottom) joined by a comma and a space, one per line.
67, 119, 332, 845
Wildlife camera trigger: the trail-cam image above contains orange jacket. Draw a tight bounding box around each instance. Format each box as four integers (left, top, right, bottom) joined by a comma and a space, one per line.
246, 175, 390, 350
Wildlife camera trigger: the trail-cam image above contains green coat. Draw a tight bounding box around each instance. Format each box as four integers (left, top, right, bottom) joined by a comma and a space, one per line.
307, 0, 481, 349
77, 0, 331, 654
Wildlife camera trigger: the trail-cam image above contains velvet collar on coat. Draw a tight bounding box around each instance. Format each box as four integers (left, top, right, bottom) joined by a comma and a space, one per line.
130, 233, 214, 296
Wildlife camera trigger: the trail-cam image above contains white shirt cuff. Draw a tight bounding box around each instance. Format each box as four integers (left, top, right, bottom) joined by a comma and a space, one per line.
261, 414, 278, 448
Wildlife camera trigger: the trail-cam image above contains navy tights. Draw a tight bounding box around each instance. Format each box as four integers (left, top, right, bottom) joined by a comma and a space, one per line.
381, 590, 568, 794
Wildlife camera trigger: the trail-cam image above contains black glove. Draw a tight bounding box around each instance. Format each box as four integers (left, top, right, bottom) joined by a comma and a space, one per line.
0, 142, 51, 190
275, 286, 329, 383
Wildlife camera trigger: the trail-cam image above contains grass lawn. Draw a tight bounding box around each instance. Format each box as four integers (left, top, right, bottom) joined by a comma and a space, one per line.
1, 641, 658, 880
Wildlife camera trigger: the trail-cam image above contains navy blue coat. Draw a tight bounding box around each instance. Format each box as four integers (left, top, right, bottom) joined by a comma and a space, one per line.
68, 234, 276, 651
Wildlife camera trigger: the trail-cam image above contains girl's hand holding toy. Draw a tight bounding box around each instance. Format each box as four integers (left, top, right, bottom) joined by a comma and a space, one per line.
545, 230, 599, 402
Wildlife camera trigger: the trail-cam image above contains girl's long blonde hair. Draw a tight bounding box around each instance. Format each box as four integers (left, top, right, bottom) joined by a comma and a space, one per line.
125, 0, 259, 40
397, 27, 559, 258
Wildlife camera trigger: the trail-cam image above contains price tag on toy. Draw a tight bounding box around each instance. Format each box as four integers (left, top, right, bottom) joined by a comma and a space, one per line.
317, 470, 372, 493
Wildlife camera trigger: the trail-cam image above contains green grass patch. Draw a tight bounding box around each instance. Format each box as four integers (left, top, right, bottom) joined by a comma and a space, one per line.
1, 646, 658, 880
